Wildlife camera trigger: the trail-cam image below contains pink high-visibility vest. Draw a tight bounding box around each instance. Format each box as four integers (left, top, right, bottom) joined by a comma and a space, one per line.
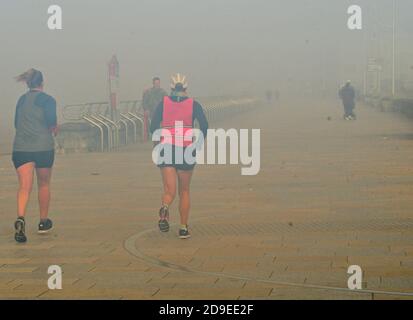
161, 96, 194, 147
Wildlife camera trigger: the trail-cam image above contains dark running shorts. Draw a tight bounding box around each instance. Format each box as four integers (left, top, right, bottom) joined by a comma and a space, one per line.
156, 144, 196, 171
12, 150, 55, 169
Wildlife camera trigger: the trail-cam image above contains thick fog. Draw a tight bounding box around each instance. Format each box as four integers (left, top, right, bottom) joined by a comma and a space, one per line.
1, 0, 413, 153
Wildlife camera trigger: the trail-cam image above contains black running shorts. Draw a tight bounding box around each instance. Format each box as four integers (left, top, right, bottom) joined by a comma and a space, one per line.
156, 144, 196, 171
12, 150, 55, 169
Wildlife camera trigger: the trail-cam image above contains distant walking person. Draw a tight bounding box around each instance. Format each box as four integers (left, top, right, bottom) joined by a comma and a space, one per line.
13, 69, 58, 243
339, 81, 356, 120
150, 74, 208, 239
265, 90, 273, 105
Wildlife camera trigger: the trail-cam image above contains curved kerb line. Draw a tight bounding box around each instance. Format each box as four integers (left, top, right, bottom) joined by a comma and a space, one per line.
124, 224, 413, 299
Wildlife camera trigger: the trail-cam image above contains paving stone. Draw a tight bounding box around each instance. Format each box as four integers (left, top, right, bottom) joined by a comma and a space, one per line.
1, 100, 413, 299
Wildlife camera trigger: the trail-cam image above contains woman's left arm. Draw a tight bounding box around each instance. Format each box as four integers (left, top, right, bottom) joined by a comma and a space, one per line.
194, 101, 209, 139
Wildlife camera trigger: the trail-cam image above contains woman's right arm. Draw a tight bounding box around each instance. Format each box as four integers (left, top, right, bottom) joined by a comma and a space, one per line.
14, 95, 25, 129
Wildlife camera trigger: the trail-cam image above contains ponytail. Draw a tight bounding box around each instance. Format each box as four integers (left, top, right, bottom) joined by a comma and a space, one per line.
16, 69, 44, 89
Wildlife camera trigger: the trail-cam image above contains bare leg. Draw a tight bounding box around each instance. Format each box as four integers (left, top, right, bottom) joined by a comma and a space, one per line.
16, 162, 35, 218
36, 168, 53, 220
177, 169, 193, 226
160, 167, 177, 206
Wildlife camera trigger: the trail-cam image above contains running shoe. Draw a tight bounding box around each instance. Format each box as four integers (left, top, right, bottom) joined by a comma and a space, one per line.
179, 226, 191, 239
14, 217, 27, 243
38, 218, 53, 234
158, 206, 170, 232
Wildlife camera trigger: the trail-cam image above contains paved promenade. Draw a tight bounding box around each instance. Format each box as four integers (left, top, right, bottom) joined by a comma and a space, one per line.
0, 98, 412, 299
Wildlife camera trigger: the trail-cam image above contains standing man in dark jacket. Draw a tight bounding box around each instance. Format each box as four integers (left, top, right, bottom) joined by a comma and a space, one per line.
339, 81, 356, 120
142, 77, 167, 139
142, 77, 167, 119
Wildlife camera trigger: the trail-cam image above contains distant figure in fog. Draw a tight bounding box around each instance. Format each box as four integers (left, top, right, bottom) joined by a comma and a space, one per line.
12, 69, 57, 243
339, 81, 356, 120
142, 77, 167, 119
265, 90, 273, 105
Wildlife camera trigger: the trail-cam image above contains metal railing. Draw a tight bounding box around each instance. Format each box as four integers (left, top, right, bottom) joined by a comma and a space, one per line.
62, 100, 145, 151
60, 96, 261, 152
364, 94, 413, 118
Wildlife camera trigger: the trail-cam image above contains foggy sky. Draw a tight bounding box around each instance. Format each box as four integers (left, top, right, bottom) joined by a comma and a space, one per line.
1, 0, 412, 141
